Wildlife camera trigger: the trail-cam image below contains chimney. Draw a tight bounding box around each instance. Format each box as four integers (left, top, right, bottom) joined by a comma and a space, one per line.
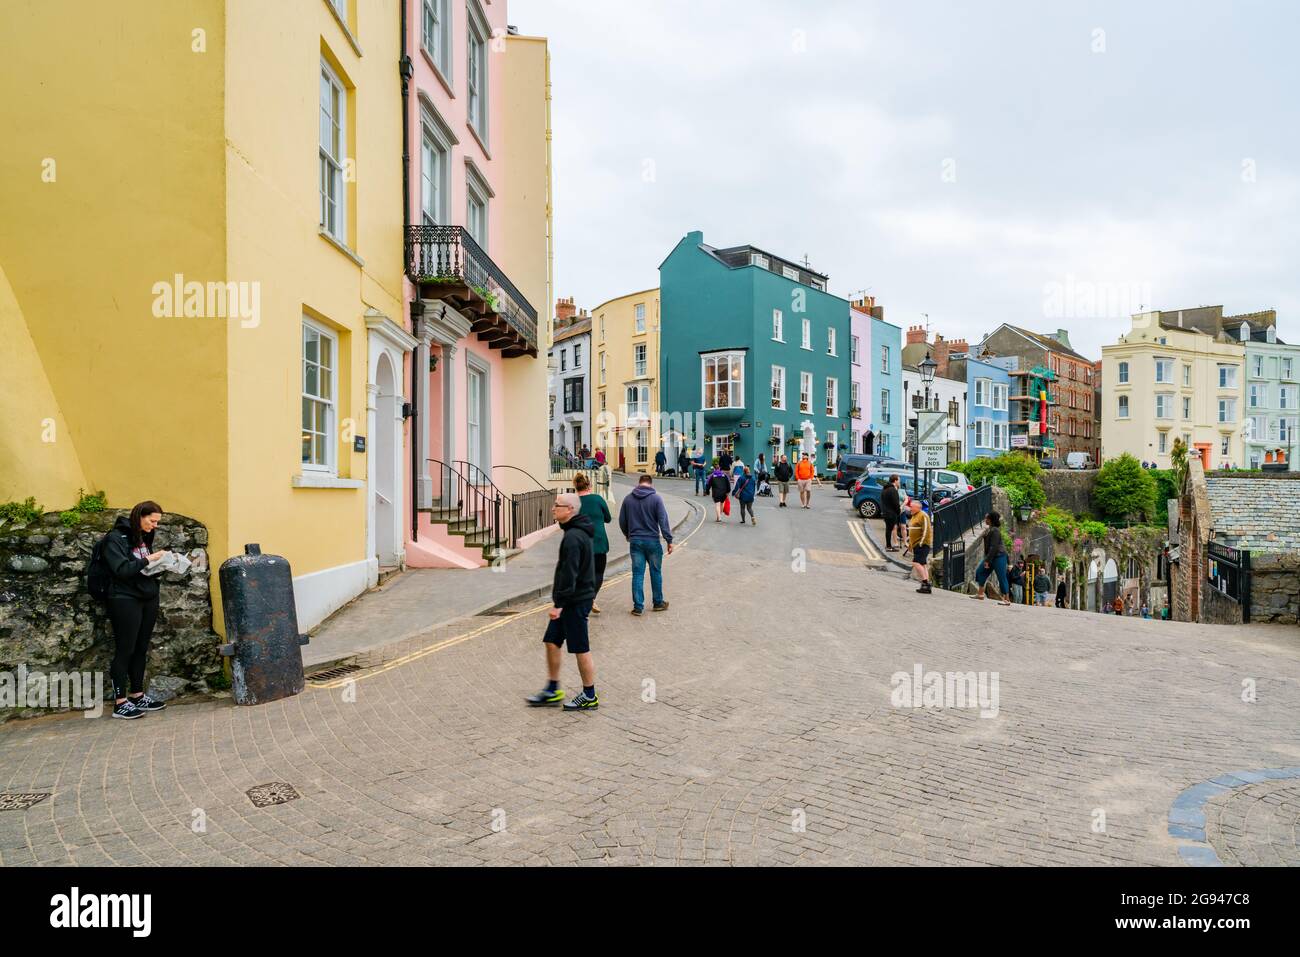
932, 335, 952, 376
555, 296, 577, 324
950, 338, 969, 356
906, 325, 928, 345
870, 305, 885, 321
1051, 329, 1073, 350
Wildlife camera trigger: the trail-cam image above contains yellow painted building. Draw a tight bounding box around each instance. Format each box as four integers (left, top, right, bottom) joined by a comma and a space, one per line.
1102, 310, 1246, 470
0, 0, 406, 630
592, 289, 664, 471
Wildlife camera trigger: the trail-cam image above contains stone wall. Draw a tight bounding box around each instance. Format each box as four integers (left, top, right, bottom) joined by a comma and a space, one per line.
0, 510, 220, 719
1200, 580, 1244, 625
1250, 553, 1300, 623
1039, 470, 1097, 516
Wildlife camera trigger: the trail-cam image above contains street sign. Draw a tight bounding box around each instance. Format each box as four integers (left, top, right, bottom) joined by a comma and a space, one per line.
917, 410, 948, 469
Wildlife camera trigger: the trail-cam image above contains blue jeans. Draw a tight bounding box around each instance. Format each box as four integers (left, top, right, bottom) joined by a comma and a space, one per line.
693, 467, 705, 494
975, 553, 1009, 596
629, 539, 664, 610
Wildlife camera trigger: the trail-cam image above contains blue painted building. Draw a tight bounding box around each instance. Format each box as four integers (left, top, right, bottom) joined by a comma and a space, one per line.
659, 231, 853, 470
954, 354, 1012, 459
870, 309, 902, 459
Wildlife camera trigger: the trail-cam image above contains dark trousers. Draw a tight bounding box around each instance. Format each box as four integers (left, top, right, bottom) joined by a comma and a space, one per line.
108, 594, 159, 700
883, 514, 899, 547
593, 553, 608, 597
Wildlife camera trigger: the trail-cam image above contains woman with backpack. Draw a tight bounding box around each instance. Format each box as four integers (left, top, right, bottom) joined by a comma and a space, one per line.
733, 466, 757, 526
971, 511, 1011, 606
707, 467, 731, 522
103, 501, 170, 720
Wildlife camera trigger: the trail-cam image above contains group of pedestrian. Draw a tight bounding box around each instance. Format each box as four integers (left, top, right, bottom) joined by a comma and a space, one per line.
527, 472, 674, 713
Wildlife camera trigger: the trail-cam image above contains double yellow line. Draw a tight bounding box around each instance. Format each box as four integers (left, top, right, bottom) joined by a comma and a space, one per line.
308, 497, 706, 691
846, 520, 885, 563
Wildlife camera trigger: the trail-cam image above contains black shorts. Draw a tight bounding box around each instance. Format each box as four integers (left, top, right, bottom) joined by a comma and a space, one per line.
912, 545, 931, 566
543, 601, 592, 654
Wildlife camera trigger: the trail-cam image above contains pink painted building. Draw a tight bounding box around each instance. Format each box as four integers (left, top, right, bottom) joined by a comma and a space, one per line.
397, 0, 552, 569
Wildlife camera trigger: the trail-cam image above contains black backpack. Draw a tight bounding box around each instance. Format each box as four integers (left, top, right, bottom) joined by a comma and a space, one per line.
86, 534, 112, 601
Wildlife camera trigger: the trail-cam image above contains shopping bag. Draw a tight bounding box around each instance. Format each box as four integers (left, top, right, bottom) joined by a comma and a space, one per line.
722, 497, 731, 516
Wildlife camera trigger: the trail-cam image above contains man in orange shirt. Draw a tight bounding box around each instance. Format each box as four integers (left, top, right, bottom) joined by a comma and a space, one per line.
794, 453, 815, 508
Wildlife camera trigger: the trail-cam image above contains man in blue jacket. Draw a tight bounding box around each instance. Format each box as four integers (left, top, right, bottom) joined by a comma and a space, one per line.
618, 473, 674, 616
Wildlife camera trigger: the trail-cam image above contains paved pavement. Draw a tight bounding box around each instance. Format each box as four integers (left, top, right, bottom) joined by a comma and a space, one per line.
2, 478, 1299, 866
305, 479, 692, 667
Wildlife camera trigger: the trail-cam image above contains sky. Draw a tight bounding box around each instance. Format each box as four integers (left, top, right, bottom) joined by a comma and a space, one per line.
508, 0, 1300, 359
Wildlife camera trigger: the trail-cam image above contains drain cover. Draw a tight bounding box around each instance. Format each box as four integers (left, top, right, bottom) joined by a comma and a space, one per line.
246, 782, 300, 808
306, 663, 362, 685
0, 792, 51, 811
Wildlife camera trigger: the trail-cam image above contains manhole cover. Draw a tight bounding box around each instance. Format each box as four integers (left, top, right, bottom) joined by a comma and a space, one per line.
306, 663, 361, 685
0, 792, 51, 811
245, 782, 300, 808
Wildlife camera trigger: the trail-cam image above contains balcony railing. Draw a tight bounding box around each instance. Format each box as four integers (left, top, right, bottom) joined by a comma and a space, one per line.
404, 224, 538, 356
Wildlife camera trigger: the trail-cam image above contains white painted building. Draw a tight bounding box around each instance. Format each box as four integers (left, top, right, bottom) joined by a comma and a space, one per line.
548, 310, 592, 455
901, 365, 968, 464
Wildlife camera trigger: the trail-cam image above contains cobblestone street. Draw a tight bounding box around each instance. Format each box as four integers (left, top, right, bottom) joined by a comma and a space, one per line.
2, 480, 1298, 866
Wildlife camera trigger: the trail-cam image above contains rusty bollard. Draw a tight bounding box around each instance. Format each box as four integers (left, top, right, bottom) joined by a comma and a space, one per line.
217, 545, 310, 705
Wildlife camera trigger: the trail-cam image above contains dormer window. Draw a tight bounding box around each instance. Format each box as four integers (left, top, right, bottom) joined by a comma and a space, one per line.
1267, 325, 1277, 343
1241, 322, 1250, 342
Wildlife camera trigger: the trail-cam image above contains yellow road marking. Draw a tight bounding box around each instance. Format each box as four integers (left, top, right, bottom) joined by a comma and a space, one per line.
846, 520, 885, 562
308, 496, 707, 690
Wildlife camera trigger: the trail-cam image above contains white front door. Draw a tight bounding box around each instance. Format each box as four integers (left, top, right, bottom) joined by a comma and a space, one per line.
467, 366, 485, 472
374, 354, 398, 566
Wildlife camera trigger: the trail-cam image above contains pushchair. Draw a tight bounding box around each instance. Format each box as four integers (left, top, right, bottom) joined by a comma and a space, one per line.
756, 478, 773, 497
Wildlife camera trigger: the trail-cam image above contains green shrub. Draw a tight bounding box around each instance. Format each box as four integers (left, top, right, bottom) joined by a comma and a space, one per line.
1080, 519, 1107, 539
0, 497, 43, 525
956, 453, 1045, 511
1040, 506, 1077, 542
1093, 453, 1158, 523
59, 510, 82, 527
1054, 555, 1071, 571
74, 488, 107, 513
1150, 470, 1178, 526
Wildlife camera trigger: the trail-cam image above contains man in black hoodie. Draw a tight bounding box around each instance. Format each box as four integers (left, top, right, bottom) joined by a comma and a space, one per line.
526, 493, 599, 711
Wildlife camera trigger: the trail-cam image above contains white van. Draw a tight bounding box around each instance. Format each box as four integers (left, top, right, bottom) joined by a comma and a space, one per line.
1065, 452, 1094, 470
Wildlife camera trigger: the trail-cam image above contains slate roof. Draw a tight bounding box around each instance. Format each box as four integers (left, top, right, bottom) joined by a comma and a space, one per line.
996, 324, 1092, 364
1205, 476, 1300, 552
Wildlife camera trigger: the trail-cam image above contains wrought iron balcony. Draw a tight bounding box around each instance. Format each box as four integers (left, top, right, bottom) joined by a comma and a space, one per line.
405, 225, 539, 358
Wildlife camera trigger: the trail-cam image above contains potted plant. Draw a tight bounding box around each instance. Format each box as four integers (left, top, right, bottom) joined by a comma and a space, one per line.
768, 434, 782, 446
822, 441, 835, 450
848, 406, 861, 418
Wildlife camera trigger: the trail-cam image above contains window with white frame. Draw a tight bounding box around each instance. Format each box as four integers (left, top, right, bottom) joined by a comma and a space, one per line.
993, 382, 1008, 411
801, 319, 811, 350
466, 1, 489, 141
1182, 364, 1191, 386
782, 265, 798, 281
826, 377, 838, 416
1249, 383, 1264, 408
1281, 385, 1295, 410
302, 318, 337, 471
772, 309, 783, 341
1154, 357, 1173, 384
996, 422, 1009, 450
466, 163, 490, 246
975, 419, 991, 449
319, 60, 347, 241
771, 366, 785, 409
771, 423, 784, 451
635, 303, 646, 334
599, 317, 605, 341
810, 277, 826, 291
1117, 361, 1129, 384
1247, 415, 1266, 441
881, 345, 890, 373
1284, 357, 1295, 380
800, 372, 812, 414
1220, 435, 1230, 457
826, 431, 838, 467
1118, 395, 1129, 418
625, 385, 650, 421
880, 389, 891, 424
559, 348, 566, 371
851, 380, 860, 413
851, 335, 859, 365
750, 252, 769, 269
1218, 365, 1237, 389
599, 352, 606, 385
1158, 431, 1167, 454
1281, 418, 1296, 443
634, 343, 647, 378
851, 429, 859, 451
636, 428, 649, 463
974, 378, 989, 406
419, 107, 453, 225
422, 0, 451, 77
1182, 396, 1191, 419
702, 352, 744, 410
827, 328, 837, 356
1155, 393, 1173, 419
1252, 354, 1264, 378
573, 341, 582, 367
1218, 398, 1236, 423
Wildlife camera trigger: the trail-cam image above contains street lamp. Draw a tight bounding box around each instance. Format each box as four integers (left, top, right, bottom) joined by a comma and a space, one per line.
914, 353, 939, 500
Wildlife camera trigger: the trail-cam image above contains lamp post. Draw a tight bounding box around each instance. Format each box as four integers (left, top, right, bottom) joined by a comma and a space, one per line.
914, 352, 938, 500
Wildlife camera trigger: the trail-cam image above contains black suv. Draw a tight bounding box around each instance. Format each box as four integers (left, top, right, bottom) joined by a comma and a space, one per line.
834, 454, 910, 492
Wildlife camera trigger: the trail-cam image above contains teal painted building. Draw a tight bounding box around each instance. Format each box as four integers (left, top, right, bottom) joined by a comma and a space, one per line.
660, 230, 853, 471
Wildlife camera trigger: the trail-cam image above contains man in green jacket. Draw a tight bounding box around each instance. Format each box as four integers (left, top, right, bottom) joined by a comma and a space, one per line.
574, 472, 611, 613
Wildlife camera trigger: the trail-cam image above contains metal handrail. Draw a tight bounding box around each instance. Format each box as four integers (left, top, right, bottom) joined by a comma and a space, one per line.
932, 484, 993, 551
492, 463, 550, 493
428, 457, 505, 554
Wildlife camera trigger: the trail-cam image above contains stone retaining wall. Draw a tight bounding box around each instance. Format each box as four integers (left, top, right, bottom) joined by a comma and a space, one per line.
0, 510, 221, 719
1039, 470, 1097, 516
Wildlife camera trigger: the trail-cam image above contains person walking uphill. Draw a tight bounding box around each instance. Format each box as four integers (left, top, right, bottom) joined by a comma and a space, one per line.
618, 473, 674, 615
971, 511, 1011, 606
880, 475, 902, 552
102, 501, 172, 719
907, 498, 933, 594
773, 455, 794, 508
707, 465, 731, 522
795, 453, 815, 508
733, 466, 757, 525
574, 472, 611, 614
526, 494, 599, 711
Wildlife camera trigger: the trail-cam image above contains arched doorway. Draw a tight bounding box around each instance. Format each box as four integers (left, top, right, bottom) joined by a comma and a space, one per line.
374, 353, 398, 568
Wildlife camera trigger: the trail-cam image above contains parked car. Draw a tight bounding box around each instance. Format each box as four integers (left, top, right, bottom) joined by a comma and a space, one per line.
1040, 457, 1056, 469
864, 466, 972, 499
852, 473, 951, 519
1065, 452, 1093, 470
834, 454, 911, 492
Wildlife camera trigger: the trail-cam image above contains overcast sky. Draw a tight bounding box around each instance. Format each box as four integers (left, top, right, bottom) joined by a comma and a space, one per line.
509, 0, 1299, 358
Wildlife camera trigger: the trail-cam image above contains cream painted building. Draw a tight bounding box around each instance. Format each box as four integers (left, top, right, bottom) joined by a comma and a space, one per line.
1102, 310, 1247, 470
592, 288, 664, 472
